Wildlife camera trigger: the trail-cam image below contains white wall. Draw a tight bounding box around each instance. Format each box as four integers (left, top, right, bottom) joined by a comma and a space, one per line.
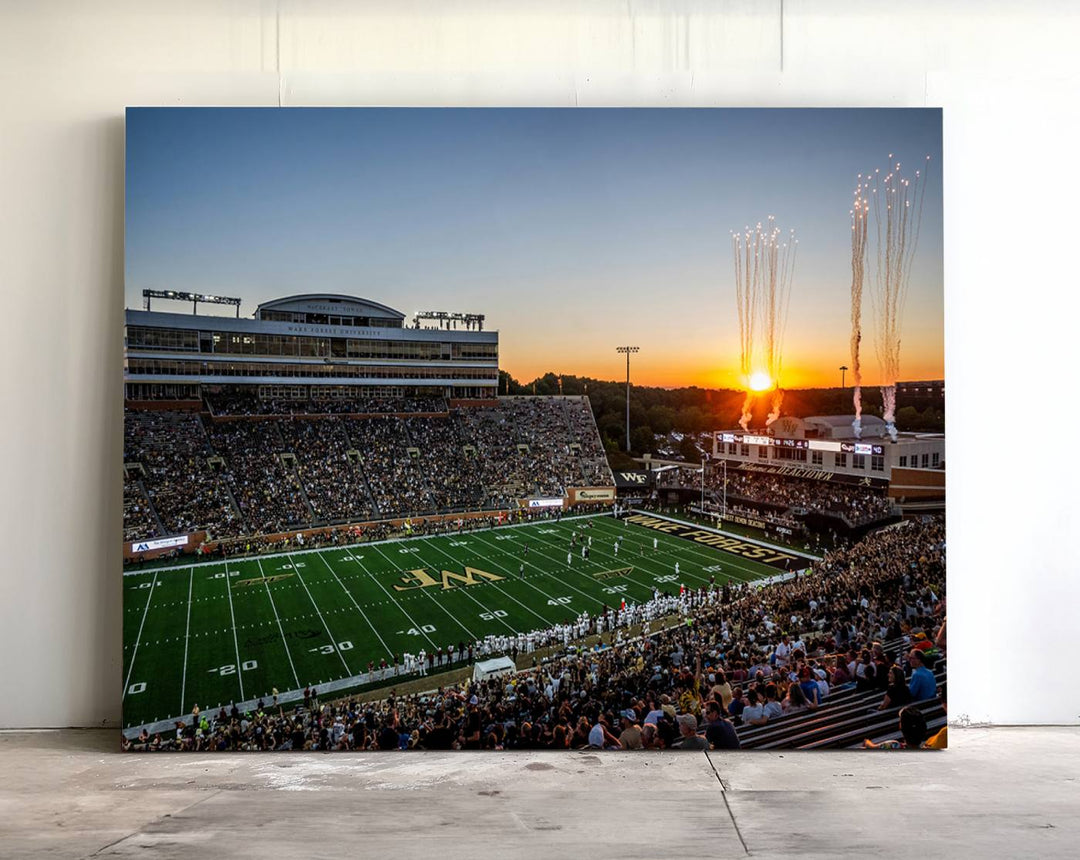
1, 0, 1077, 727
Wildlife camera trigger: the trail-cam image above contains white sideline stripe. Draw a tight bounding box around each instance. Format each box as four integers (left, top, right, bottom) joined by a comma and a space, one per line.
122, 571, 158, 699
352, 545, 440, 648
311, 550, 395, 660
286, 552, 352, 676
256, 557, 301, 688
631, 509, 822, 561
179, 567, 193, 715
121, 512, 604, 576
223, 558, 246, 701
360, 545, 480, 642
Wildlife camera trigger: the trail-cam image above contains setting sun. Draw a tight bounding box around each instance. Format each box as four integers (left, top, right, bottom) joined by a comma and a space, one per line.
748, 371, 773, 392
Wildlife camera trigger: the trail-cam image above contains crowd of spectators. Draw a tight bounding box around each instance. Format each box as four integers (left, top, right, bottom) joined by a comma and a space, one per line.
278, 418, 376, 523
343, 417, 436, 517
206, 390, 446, 417
124, 397, 614, 543
402, 416, 488, 512
457, 398, 608, 502
705, 469, 895, 525
127, 515, 945, 751
205, 421, 311, 534
122, 475, 160, 541
124, 411, 240, 537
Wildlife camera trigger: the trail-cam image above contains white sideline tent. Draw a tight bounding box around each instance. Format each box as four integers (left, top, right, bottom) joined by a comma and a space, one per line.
472, 656, 516, 682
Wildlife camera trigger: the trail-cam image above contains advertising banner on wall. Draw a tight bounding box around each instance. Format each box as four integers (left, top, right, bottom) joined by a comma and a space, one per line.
569, 487, 616, 503
524, 497, 564, 508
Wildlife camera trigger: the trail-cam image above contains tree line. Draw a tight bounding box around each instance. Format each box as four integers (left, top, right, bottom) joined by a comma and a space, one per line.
498, 370, 945, 457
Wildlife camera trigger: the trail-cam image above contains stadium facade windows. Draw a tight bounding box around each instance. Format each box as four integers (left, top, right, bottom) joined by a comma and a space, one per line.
124, 294, 500, 403
871, 455, 884, 472
835, 452, 847, 468
852, 454, 866, 469
811, 450, 823, 465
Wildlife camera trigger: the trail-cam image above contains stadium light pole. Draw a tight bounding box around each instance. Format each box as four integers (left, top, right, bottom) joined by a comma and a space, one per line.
616, 346, 639, 452
839, 365, 848, 388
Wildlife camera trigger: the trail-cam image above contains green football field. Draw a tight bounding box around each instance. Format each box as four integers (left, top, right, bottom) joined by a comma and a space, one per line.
122, 514, 807, 730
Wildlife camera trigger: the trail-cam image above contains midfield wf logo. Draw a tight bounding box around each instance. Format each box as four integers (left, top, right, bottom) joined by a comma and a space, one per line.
393, 567, 505, 592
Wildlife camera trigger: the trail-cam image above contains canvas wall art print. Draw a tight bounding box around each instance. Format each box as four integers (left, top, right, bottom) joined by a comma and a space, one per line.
121, 108, 945, 752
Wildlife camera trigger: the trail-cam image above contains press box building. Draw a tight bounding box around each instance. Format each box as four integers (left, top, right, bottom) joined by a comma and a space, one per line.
123, 293, 500, 405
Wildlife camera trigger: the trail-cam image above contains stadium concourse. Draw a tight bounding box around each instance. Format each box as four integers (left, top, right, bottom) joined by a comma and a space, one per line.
123, 513, 946, 752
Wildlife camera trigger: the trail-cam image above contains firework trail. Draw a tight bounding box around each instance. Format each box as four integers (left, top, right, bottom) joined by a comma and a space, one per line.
854, 154, 930, 441
850, 176, 869, 438
731, 217, 798, 429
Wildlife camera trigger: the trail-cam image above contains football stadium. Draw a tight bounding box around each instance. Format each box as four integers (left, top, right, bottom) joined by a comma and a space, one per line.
122, 291, 946, 751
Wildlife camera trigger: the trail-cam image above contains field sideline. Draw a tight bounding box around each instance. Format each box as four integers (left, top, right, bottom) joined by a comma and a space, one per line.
122, 515, 797, 730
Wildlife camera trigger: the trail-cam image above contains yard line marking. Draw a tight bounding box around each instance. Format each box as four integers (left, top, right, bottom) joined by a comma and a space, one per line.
592, 517, 774, 583
315, 551, 395, 656
179, 567, 194, 714
495, 526, 660, 605
256, 557, 301, 688
122, 571, 158, 699
378, 540, 524, 635
468, 530, 609, 610
366, 544, 482, 641
550, 520, 725, 589
432, 534, 568, 625
350, 546, 440, 649
223, 559, 246, 702
285, 552, 352, 675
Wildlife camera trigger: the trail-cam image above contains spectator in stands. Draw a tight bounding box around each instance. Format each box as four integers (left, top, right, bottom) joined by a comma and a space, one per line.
878, 665, 913, 711
863, 706, 930, 750
741, 689, 769, 727
907, 649, 938, 701
925, 684, 948, 750
672, 713, 708, 750
618, 710, 644, 750
703, 700, 741, 750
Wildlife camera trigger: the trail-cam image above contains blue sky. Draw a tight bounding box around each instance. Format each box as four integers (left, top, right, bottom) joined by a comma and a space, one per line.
126, 108, 943, 388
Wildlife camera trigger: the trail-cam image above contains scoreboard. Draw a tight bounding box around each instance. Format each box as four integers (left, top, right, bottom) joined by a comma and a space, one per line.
718, 432, 883, 456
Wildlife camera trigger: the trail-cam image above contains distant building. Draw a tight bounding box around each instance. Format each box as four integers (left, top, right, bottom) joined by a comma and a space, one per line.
896, 379, 945, 409
711, 414, 945, 509
124, 292, 500, 404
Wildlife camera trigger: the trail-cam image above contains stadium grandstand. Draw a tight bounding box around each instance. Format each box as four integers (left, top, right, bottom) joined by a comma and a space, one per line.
122, 291, 945, 753
641, 412, 945, 547
123, 292, 616, 556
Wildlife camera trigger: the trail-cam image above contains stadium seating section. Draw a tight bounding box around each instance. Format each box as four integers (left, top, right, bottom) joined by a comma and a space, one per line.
123, 397, 613, 540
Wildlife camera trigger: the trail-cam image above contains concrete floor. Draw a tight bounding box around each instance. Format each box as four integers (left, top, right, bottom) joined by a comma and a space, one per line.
1, 728, 1076, 859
